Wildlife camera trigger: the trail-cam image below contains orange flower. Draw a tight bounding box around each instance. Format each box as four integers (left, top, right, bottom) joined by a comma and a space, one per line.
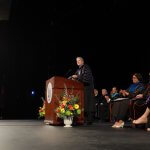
56, 108, 60, 113
68, 105, 74, 110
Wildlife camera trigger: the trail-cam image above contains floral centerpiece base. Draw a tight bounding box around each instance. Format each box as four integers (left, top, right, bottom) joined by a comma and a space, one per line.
63, 116, 73, 127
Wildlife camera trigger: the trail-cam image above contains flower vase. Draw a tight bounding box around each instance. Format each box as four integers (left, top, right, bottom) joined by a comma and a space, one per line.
63, 116, 73, 127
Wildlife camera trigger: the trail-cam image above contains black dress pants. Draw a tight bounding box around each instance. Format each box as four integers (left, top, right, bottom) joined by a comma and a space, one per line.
84, 85, 94, 123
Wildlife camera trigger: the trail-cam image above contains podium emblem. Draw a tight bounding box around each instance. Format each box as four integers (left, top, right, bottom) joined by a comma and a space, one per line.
47, 82, 52, 103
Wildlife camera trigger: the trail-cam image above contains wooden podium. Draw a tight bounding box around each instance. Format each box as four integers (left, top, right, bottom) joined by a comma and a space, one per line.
44, 76, 84, 125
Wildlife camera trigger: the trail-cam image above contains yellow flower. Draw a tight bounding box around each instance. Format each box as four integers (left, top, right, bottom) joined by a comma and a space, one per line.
62, 100, 67, 105
60, 108, 65, 113
74, 104, 79, 109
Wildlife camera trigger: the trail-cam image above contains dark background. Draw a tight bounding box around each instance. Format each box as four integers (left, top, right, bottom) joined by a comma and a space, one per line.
0, 0, 149, 119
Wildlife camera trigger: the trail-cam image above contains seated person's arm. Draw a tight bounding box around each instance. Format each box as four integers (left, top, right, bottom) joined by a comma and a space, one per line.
126, 86, 145, 99
105, 95, 111, 103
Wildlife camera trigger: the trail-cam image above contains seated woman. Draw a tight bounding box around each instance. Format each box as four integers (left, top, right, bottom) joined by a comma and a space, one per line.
112, 73, 145, 128
131, 74, 150, 120
133, 73, 150, 131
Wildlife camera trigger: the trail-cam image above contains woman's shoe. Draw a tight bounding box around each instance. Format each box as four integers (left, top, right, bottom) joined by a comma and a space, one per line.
132, 118, 147, 125
132, 120, 136, 124
112, 124, 117, 128
112, 122, 119, 128
132, 121, 146, 129
147, 128, 150, 131
115, 122, 124, 128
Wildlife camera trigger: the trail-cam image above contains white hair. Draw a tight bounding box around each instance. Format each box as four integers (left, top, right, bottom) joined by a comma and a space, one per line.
76, 57, 84, 62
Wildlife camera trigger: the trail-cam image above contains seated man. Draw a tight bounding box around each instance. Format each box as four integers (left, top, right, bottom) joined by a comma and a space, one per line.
99, 89, 110, 122
93, 89, 100, 120
110, 87, 120, 101
105, 87, 120, 122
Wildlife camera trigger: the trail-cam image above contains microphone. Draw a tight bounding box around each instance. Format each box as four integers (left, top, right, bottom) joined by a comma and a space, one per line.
65, 69, 72, 77
41, 97, 45, 102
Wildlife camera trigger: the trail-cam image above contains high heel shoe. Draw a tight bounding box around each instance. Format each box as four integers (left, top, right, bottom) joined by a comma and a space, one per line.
132, 122, 147, 129
147, 128, 150, 131
112, 124, 117, 128
112, 122, 119, 128
114, 122, 124, 128
132, 120, 136, 124
132, 119, 147, 128
132, 118, 147, 125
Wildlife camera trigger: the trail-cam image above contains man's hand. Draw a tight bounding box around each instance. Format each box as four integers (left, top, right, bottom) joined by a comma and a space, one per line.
120, 90, 129, 96
124, 91, 129, 96
105, 95, 110, 103
72, 75, 78, 79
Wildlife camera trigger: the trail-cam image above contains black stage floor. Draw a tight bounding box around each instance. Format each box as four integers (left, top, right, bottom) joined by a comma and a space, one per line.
0, 120, 150, 150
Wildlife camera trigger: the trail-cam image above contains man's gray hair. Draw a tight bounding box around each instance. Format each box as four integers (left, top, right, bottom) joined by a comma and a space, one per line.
76, 57, 84, 62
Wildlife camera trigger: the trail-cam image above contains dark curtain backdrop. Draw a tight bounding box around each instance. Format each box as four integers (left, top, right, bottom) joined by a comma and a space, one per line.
0, 0, 149, 118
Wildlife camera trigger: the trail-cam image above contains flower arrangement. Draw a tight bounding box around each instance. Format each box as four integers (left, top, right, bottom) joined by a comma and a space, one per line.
55, 86, 81, 119
38, 100, 45, 118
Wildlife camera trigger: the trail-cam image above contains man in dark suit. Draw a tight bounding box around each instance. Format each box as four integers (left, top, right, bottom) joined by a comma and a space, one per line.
72, 57, 94, 125
99, 89, 110, 122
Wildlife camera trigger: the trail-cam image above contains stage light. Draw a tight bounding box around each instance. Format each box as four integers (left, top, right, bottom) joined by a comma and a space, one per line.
31, 91, 35, 95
